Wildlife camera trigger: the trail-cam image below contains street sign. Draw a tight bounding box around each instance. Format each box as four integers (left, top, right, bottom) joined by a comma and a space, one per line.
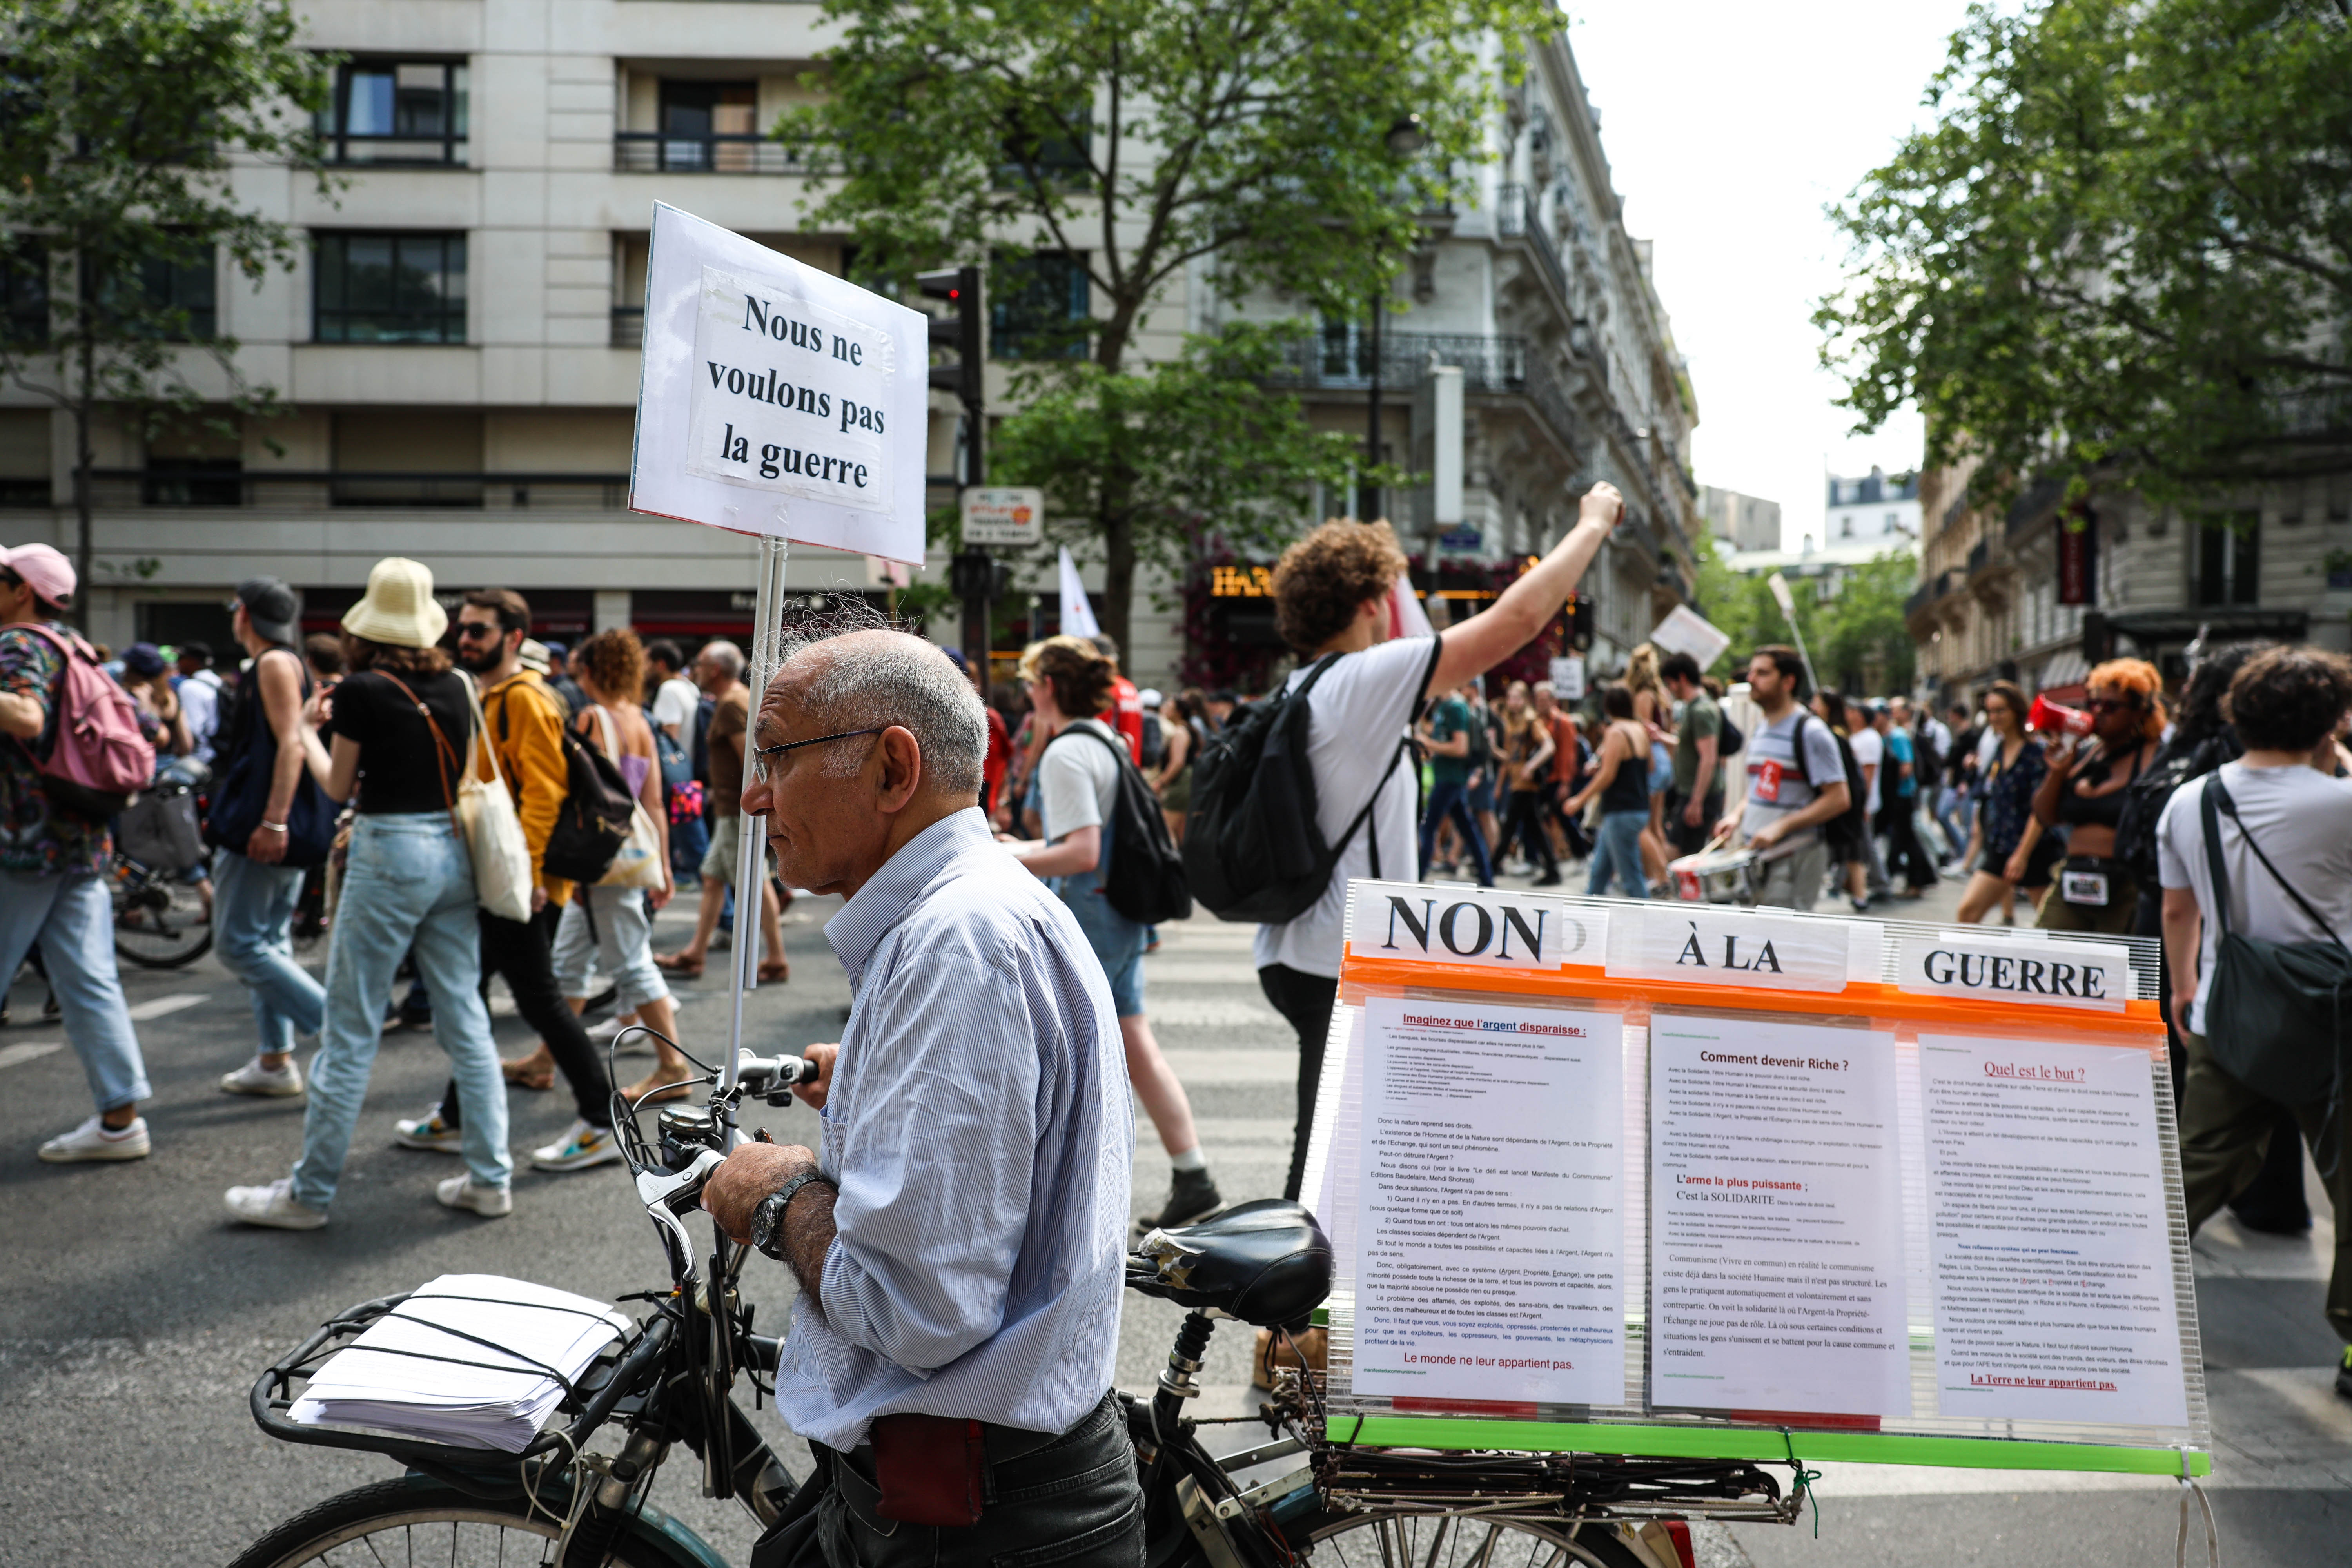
628, 202, 928, 564
961, 486, 1043, 548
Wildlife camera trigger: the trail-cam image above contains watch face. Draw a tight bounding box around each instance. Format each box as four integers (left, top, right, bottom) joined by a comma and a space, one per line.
751, 1194, 781, 1252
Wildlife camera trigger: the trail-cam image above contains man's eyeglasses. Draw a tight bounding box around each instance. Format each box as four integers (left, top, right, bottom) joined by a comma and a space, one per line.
751, 727, 887, 781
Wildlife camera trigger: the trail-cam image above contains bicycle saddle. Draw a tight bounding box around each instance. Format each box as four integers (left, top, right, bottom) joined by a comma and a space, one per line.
1127, 1200, 1332, 1327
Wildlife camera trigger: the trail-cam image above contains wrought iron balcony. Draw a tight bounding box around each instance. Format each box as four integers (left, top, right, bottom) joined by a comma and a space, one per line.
612, 132, 830, 174
1265, 330, 1583, 461
86, 468, 632, 510
1492, 183, 1573, 312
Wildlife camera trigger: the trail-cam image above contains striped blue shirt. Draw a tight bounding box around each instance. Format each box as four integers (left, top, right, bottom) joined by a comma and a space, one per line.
773, 808, 1132, 1451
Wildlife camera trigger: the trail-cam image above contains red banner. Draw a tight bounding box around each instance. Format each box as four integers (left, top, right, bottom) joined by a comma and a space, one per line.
2057, 503, 2096, 606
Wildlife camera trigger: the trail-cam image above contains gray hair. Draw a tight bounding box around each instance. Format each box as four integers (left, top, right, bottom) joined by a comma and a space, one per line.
780, 619, 987, 799
700, 639, 745, 679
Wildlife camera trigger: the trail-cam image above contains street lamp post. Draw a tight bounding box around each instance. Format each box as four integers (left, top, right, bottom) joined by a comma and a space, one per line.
1361, 114, 1427, 523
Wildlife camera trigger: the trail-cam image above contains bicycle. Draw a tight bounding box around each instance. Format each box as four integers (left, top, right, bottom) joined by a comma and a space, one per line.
109, 777, 214, 969
234, 1036, 1804, 1568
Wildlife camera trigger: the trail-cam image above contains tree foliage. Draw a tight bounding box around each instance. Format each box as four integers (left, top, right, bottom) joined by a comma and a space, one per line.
786, 0, 1552, 651
0, 0, 334, 619
1817, 0, 2352, 508
1693, 537, 1919, 697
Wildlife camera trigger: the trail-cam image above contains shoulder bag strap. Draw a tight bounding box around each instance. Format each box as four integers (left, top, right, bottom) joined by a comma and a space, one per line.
2208, 775, 2347, 948
374, 670, 467, 837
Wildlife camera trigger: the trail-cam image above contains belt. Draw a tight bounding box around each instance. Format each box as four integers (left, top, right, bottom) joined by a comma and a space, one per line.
832, 1388, 1119, 1483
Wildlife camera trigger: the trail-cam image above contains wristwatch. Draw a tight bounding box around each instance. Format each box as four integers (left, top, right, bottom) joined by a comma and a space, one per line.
750, 1171, 828, 1262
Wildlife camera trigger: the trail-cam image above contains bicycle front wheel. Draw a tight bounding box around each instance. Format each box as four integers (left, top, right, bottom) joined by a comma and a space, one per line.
112, 869, 212, 969
1304, 1511, 1648, 1567
227, 1477, 684, 1568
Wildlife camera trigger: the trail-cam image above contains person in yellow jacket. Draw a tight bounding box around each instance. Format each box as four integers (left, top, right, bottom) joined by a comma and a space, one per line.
392, 588, 622, 1172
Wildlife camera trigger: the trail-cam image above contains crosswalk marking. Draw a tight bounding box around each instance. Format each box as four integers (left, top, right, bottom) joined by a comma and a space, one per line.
0, 1042, 63, 1071
125, 993, 208, 1022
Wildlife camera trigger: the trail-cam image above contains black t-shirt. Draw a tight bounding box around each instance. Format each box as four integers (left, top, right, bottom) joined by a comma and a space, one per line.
323, 668, 473, 814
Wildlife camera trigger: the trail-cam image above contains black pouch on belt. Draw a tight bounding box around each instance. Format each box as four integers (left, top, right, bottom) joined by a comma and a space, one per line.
869, 1412, 987, 1527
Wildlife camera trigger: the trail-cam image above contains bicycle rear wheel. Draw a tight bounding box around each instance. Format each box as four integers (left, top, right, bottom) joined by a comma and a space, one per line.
226, 1477, 683, 1568
1304, 1512, 1646, 1567
112, 865, 213, 969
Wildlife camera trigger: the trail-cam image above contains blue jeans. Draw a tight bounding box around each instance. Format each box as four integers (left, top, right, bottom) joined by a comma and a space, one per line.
1586, 810, 1651, 898
291, 814, 509, 1207
1418, 779, 1494, 885
670, 808, 710, 884
211, 848, 323, 1058
1937, 786, 1971, 857
1055, 844, 1146, 1018
0, 871, 149, 1113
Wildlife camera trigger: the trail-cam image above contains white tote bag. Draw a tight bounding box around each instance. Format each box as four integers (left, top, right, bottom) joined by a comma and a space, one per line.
457, 674, 535, 922
588, 704, 668, 890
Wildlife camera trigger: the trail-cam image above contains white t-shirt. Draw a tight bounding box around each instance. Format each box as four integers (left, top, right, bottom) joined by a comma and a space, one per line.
1038, 718, 1123, 861
652, 675, 700, 739
1254, 636, 1436, 979
1849, 726, 1884, 815
1741, 708, 1847, 849
178, 668, 222, 764
2156, 760, 2352, 1035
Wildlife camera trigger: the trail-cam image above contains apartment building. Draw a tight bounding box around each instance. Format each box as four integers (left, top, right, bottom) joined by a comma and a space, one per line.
4, 2, 1696, 691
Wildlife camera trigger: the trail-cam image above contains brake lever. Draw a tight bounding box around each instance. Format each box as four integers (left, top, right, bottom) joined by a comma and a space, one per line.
638, 1145, 728, 1218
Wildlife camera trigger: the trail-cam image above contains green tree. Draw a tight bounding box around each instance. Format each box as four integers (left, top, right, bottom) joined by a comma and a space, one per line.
786, 0, 1551, 652
1817, 0, 2352, 508
1691, 535, 1918, 695
0, 0, 334, 622
989, 323, 1373, 620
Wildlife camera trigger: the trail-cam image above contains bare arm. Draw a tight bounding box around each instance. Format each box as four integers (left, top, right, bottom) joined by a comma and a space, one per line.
1684, 734, 1719, 826
2162, 886, 2202, 1022
1428, 484, 1621, 696
1416, 718, 1471, 758
1008, 822, 1101, 879
1566, 728, 1627, 814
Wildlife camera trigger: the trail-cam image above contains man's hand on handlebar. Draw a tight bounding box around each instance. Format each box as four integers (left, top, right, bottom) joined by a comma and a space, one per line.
703, 1141, 819, 1245
792, 1044, 837, 1111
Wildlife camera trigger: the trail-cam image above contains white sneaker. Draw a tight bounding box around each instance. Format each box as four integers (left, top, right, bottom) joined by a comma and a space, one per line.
225, 1176, 328, 1229
394, 1107, 464, 1153
38, 1114, 151, 1163
221, 1057, 304, 1097
436, 1174, 513, 1217
531, 1119, 625, 1172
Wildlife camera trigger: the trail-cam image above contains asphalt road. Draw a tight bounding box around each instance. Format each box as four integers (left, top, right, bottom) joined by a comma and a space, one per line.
2, 858, 2345, 1566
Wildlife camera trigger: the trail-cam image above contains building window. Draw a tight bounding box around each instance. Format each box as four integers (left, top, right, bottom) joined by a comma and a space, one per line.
314, 232, 466, 344
991, 250, 1088, 360
1839, 515, 1853, 538
2196, 515, 2259, 606
1884, 510, 1899, 531
0, 241, 45, 344
134, 248, 216, 339
142, 457, 241, 506
660, 81, 758, 171
321, 60, 468, 164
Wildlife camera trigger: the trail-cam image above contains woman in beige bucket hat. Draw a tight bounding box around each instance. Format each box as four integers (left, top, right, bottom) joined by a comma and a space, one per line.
225, 557, 517, 1228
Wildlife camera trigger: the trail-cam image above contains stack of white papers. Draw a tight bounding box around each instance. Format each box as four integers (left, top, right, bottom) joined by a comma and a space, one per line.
289, 1274, 632, 1453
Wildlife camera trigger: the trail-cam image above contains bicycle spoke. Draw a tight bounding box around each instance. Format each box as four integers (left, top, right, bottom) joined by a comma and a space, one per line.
1419, 1515, 1452, 1568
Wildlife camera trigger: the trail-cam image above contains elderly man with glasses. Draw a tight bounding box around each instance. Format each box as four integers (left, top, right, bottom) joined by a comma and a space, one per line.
699, 627, 1142, 1568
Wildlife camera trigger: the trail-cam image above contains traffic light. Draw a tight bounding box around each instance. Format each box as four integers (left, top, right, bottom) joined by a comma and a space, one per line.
1565, 592, 1594, 652
916, 266, 984, 409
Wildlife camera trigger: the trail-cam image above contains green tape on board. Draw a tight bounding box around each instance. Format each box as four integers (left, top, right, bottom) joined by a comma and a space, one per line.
1325, 1417, 2211, 1477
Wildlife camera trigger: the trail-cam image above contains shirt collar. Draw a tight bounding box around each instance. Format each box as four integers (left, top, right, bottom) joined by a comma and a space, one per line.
824, 807, 995, 987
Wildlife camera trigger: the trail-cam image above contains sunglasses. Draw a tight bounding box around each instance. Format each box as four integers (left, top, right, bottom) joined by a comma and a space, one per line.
455, 621, 505, 641
750, 726, 887, 782
2085, 695, 2138, 713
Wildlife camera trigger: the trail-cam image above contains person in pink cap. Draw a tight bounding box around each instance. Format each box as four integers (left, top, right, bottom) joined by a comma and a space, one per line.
0, 543, 156, 1163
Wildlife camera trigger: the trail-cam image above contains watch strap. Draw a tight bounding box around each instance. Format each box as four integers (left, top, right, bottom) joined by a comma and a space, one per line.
755, 1171, 828, 1261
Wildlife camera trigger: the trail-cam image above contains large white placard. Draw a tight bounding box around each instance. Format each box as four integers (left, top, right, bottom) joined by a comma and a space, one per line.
630, 203, 929, 563
1352, 996, 1625, 1406
1346, 882, 1606, 972
1919, 1034, 2187, 1428
1606, 904, 1849, 992
1649, 1014, 1912, 1419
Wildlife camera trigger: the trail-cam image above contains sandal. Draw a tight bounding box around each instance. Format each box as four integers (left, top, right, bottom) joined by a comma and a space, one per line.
757, 959, 790, 983
501, 1053, 555, 1091
653, 951, 704, 977
622, 1066, 695, 1106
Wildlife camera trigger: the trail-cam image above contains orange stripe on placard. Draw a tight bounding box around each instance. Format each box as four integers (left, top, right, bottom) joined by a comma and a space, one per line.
1337, 951, 2168, 1042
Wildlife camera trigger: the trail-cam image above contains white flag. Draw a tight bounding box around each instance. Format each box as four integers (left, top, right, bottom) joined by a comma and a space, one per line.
1058, 546, 1101, 638
1388, 572, 1435, 640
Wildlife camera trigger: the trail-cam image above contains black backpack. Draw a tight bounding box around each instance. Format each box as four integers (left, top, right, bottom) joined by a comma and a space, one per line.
1796, 711, 1873, 847
691, 692, 717, 785
1911, 717, 1943, 785
495, 683, 638, 885
1184, 642, 1443, 923
1055, 723, 1191, 926
2117, 730, 2238, 887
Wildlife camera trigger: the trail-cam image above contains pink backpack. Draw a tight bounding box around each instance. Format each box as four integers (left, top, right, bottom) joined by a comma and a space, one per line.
11, 623, 156, 816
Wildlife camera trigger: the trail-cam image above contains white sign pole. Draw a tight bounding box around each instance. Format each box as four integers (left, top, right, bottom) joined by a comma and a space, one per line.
723, 531, 791, 1102
1766, 571, 1820, 695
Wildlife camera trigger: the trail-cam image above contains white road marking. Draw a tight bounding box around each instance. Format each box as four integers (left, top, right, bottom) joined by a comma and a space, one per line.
0, 1042, 63, 1071
1156, 1048, 1296, 1083
124, 993, 208, 1022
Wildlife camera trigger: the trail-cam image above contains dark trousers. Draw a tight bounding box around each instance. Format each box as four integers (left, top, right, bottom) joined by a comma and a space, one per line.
1664, 788, 1724, 858
1498, 789, 1558, 878
752, 1390, 1143, 1568
1259, 962, 1340, 1203
1417, 779, 1493, 885
439, 900, 611, 1131
1879, 799, 1936, 891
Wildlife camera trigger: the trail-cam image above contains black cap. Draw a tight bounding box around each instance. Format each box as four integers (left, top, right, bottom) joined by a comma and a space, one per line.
234, 577, 300, 645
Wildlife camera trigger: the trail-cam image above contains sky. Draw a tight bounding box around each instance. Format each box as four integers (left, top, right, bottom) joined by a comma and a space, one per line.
1564, 2, 1977, 549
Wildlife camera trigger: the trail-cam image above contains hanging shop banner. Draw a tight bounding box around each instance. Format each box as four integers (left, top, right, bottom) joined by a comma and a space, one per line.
630, 203, 928, 564
1311, 880, 2206, 1476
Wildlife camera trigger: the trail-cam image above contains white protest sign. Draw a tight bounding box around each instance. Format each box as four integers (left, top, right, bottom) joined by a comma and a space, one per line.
1346, 881, 1605, 972
1647, 603, 1731, 671
630, 203, 928, 563
962, 487, 1043, 547
1895, 933, 2131, 1011
1606, 903, 1849, 992
1549, 654, 1585, 701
